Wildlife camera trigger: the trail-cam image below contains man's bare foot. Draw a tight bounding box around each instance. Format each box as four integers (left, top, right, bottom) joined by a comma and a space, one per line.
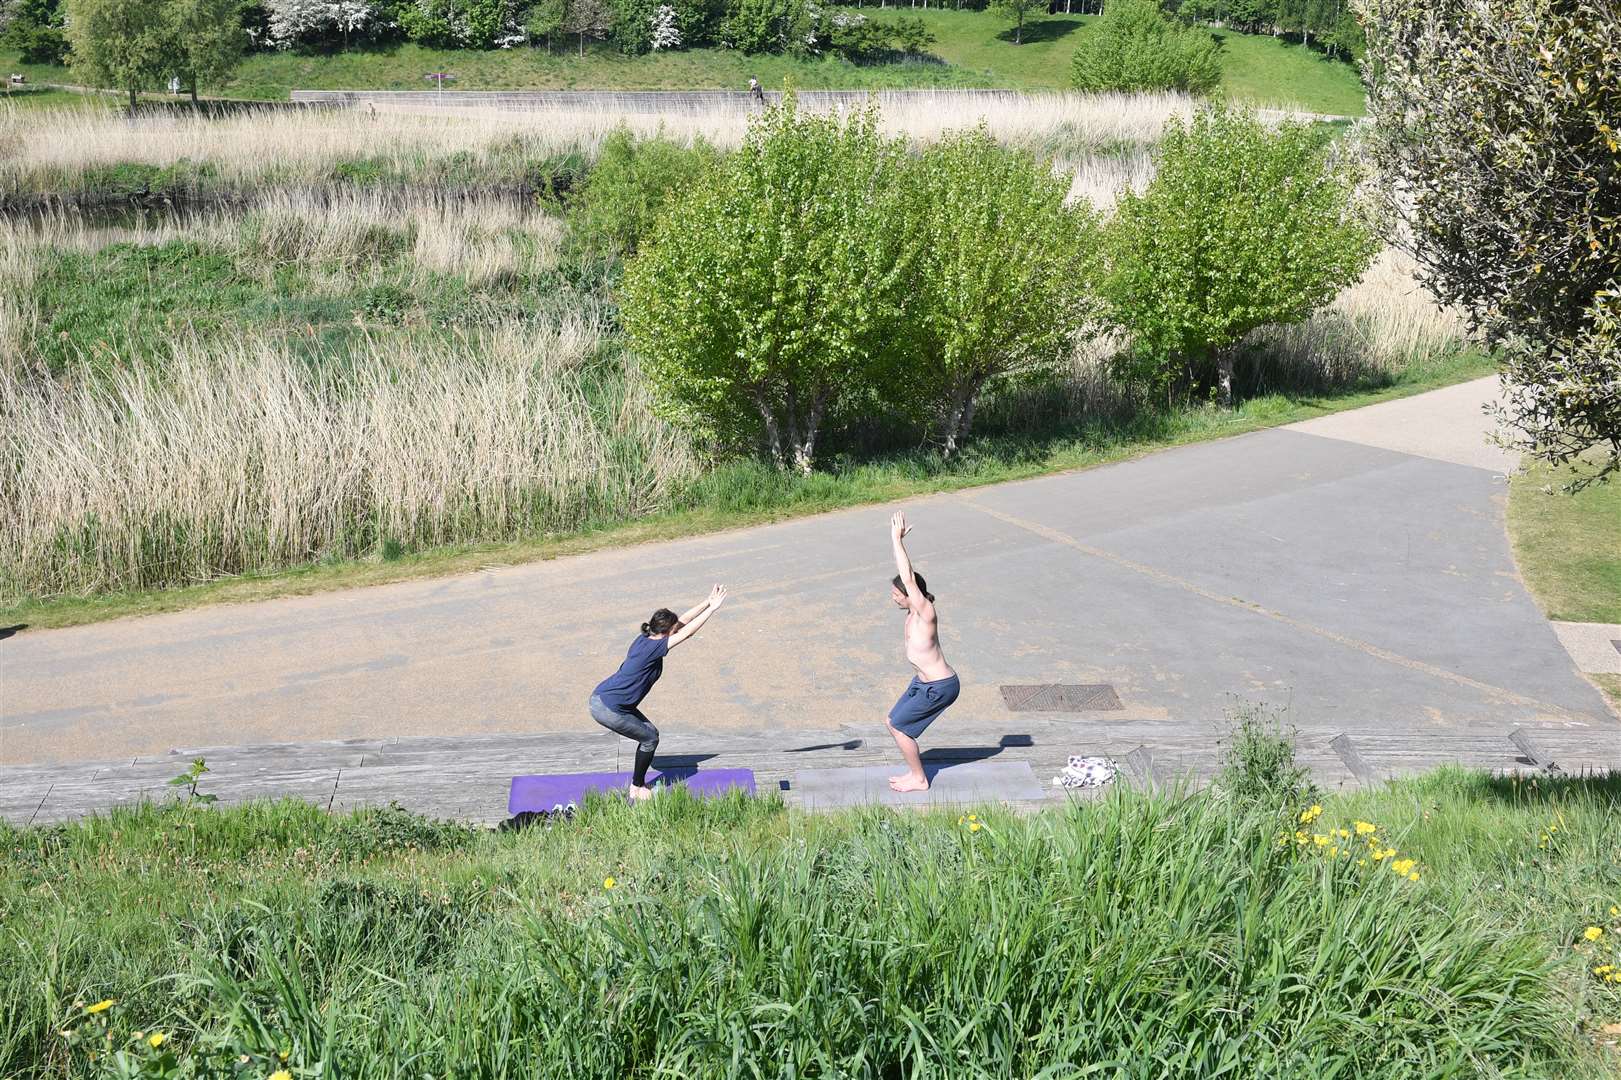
627, 784, 654, 802
888, 773, 929, 793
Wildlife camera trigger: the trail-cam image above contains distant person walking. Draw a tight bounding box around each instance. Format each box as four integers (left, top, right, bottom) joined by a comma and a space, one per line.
590, 585, 728, 800
749, 77, 765, 105
884, 512, 959, 792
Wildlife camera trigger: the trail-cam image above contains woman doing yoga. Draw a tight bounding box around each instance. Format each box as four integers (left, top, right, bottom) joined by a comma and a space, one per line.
589, 584, 728, 800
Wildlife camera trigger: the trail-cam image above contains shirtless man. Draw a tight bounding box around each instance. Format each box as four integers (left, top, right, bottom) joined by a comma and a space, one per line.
885, 511, 960, 792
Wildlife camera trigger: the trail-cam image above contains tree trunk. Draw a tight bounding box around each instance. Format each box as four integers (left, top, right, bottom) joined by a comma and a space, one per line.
1217, 348, 1235, 409
579, 30, 585, 56
756, 396, 784, 467
189, 83, 199, 105
940, 380, 982, 460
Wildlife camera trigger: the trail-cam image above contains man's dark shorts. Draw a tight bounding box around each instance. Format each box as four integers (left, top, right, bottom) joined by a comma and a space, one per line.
887, 674, 960, 740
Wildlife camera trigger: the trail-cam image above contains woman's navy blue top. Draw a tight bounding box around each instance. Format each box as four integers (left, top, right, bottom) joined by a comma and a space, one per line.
592, 635, 669, 709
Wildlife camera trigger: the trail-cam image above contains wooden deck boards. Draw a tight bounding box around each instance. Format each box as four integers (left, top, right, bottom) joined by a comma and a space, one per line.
5, 720, 1617, 828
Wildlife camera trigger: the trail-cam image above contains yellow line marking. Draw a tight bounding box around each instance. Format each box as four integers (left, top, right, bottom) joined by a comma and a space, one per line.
962, 497, 1581, 717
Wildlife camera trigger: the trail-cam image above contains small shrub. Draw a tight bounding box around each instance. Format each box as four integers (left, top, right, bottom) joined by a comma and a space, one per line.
1216, 703, 1319, 811
1101, 107, 1377, 406
1071, 0, 1221, 95
567, 126, 721, 257
621, 96, 913, 473
902, 126, 1101, 457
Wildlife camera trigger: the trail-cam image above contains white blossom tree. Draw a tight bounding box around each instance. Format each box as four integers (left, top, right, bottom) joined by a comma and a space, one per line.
648, 3, 679, 49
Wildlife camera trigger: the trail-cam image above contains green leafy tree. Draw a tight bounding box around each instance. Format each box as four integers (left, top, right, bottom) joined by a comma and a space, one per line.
0, 0, 68, 63
1101, 108, 1376, 406
904, 127, 1101, 456
63, 0, 171, 112
1071, 0, 1220, 95
168, 0, 245, 103
525, 0, 570, 49
621, 98, 915, 473
1358, 0, 1621, 484
890, 15, 933, 55
569, 126, 721, 256
991, 0, 1043, 45
523, 0, 566, 50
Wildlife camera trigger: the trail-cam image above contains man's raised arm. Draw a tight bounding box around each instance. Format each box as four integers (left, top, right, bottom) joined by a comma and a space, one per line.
891, 511, 923, 607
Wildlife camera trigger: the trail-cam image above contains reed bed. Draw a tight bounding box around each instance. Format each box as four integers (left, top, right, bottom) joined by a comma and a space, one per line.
0, 92, 1196, 197
0, 322, 697, 599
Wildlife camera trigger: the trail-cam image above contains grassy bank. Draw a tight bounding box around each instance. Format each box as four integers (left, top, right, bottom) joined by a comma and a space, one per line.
1, 769, 1617, 1077
1508, 453, 1621, 708
3, 18, 1364, 112
1509, 455, 1621, 626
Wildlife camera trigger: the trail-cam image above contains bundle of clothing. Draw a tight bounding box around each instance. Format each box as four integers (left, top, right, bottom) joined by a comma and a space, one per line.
1053, 755, 1118, 789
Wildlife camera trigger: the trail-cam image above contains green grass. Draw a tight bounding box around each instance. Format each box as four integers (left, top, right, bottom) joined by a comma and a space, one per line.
4, 20, 1364, 112
0, 348, 1493, 630
1, 769, 1616, 1077
0, 85, 114, 111
1508, 454, 1621, 625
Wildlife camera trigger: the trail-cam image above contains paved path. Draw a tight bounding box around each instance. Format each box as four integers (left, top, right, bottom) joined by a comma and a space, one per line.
2, 377, 1616, 773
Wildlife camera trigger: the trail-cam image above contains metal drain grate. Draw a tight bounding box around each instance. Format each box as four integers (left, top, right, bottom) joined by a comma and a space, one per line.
1000, 684, 1123, 712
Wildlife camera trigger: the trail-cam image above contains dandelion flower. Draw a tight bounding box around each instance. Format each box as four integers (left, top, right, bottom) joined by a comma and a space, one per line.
1611, 905, 1619, 917
1583, 926, 1604, 941
86, 1000, 114, 1015
1408, 872, 1419, 882
1392, 858, 1416, 875
970, 823, 982, 833
1337, 828, 1350, 840
603, 877, 616, 890
270, 1072, 293, 1080
148, 1033, 166, 1049
1354, 821, 1376, 835
968, 814, 977, 821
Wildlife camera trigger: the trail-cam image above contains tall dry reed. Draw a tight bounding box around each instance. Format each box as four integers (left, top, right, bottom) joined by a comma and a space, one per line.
0, 320, 697, 598
1, 92, 1198, 196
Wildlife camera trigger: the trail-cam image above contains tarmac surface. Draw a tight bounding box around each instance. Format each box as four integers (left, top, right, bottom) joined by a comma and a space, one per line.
3, 376, 1615, 766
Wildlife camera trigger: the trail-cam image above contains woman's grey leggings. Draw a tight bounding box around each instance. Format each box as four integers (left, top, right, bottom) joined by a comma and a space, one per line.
589, 695, 660, 786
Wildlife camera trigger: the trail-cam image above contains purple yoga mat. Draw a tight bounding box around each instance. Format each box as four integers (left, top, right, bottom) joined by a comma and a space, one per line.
507, 768, 757, 816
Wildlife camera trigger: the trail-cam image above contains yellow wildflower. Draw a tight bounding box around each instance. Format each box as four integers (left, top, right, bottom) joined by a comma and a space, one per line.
968, 814, 977, 821
86, 1000, 115, 1015
148, 1032, 166, 1049
1408, 872, 1419, 882
1356, 859, 1367, 867
1610, 905, 1619, 917
1337, 828, 1350, 840
603, 877, 616, 890
1582, 926, 1603, 941
270, 1072, 293, 1080
1313, 834, 1329, 847
1354, 821, 1376, 835
1330, 846, 1339, 857
1392, 858, 1416, 876
970, 822, 982, 833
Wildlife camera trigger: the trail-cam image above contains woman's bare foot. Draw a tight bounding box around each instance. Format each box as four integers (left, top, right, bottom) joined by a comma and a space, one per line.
627, 784, 655, 802
888, 773, 929, 793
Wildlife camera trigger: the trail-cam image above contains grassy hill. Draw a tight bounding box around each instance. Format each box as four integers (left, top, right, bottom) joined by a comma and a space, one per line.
1, 11, 1365, 113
